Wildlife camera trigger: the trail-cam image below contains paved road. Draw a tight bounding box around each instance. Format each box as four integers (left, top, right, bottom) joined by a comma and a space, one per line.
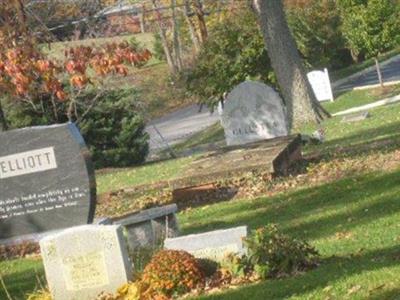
146, 56, 400, 153
145, 104, 220, 153
335, 55, 400, 91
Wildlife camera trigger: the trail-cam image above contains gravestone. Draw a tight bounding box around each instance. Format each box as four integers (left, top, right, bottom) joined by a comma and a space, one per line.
220, 81, 288, 146
164, 226, 247, 261
0, 123, 96, 242
341, 111, 370, 123
307, 68, 334, 102
112, 204, 179, 251
40, 225, 132, 300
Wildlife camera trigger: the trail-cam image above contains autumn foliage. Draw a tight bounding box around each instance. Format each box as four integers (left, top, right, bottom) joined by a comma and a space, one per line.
141, 250, 205, 298
0, 2, 152, 111
0, 42, 152, 102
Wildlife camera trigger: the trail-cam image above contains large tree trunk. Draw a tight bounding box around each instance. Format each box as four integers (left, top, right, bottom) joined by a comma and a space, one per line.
0, 99, 9, 132
152, 0, 178, 74
253, 0, 329, 130
193, 0, 208, 44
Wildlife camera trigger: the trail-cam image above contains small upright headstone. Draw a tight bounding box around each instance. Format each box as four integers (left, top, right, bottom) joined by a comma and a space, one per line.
220, 81, 288, 146
40, 225, 132, 300
0, 123, 96, 242
164, 226, 247, 262
307, 68, 334, 102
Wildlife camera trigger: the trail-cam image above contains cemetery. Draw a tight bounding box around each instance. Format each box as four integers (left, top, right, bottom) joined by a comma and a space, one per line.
2, 1, 400, 300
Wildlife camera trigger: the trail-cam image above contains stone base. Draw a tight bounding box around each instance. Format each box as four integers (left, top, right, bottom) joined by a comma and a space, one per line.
171, 134, 302, 192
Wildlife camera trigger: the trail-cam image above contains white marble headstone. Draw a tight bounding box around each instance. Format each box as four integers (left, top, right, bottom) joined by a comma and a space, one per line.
220, 81, 288, 146
307, 68, 334, 102
164, 226, 247, 262
40, 225, 132, 300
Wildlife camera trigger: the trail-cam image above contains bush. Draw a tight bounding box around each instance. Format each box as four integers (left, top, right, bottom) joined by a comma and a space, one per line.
220, 253, 251, 278
152, 33, 166, 61
141, 250, 205, 298
244, 224, 319, 279
186, 9, 273, 107
3, 88, 149, 169
286, 0, 352, 70
79, 89, 149, 168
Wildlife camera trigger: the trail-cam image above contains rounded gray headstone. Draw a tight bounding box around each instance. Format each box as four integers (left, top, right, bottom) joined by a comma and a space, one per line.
0, 123, 96, 240
221, 81, 288, 146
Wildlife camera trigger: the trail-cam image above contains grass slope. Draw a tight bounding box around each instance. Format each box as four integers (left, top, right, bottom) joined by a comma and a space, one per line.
182, 169, 400, 299
3, 92, 400, 299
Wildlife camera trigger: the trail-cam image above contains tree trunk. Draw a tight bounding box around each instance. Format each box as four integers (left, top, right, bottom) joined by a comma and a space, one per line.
140, 3, 146, 33
151, 0, 177, 74
0, 98, 9, 132
14, 0, 28, 34
171, 0, 183, 71
253, 0, 329, 130
193, 0, 208, 44
375, 57, 384, 87
184, 0, 201, 53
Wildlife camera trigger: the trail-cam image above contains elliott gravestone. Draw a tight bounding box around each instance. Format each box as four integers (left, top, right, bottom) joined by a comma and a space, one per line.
220, 81, 288, 146
0, 123, 96, 241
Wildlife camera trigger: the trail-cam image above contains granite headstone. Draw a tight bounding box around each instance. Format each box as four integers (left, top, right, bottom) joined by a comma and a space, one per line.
0, 123, 96, 241
220, 81, 288, 146
112, 204, 179, 251
40, 225, 132, 300
164, 226, 247, 261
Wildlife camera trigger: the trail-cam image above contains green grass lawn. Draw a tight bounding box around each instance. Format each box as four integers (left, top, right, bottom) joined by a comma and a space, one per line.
3, 91, 400, 299
96, 156, 195, 195
326, 84, 400, 114
0, 259, 44, 300
181, 168, 400, 299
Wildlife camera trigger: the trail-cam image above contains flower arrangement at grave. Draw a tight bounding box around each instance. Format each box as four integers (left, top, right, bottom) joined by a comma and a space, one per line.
102, 225, 320, 299
141, 250, 205, 298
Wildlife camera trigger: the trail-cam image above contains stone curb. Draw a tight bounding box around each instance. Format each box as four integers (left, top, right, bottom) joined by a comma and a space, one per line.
332, 94, 400, 116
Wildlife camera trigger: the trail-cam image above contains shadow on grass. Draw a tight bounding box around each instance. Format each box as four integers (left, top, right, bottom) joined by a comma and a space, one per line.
307, 121, 400, 159
367, 288, 400, 300
183, 169, 400, 242
199, 245, 400, 300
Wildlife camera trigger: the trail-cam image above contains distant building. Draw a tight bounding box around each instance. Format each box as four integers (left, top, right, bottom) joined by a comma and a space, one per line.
97, 2, 143, 34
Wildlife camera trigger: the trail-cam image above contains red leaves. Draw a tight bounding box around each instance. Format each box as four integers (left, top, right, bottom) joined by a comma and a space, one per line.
0, 40, 152, 101
70, 74, 88, 88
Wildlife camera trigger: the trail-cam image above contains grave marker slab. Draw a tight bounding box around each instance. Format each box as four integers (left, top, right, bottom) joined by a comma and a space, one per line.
164, 226, 247, 261
40, 225, 132, 300
220, 81, 288, 146
0, 123, 96, 241
171, 135, 302, 191
341, 111, 370, 123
